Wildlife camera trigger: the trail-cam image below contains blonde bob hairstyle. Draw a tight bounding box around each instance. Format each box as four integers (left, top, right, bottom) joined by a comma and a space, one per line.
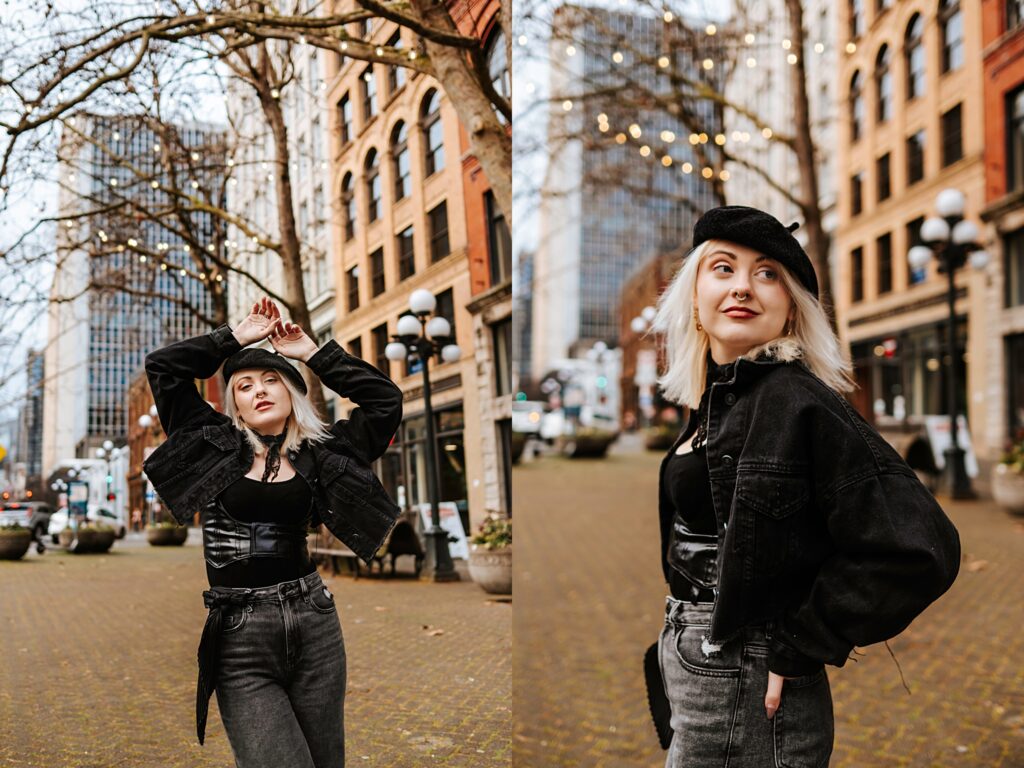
653, 239, 856, 409
223, 367, 333, 457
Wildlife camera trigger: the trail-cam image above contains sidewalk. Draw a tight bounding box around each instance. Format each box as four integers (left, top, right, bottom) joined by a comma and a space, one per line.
0, 536, 510, 767
513, 448, 1024, 767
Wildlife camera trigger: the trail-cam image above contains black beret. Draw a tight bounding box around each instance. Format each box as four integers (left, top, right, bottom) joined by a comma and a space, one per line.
692, 205, 819, 298
222, 347, 308, 395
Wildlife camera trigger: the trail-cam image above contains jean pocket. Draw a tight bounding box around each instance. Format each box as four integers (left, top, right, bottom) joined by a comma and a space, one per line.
774, 669, 834, 768
673, 625, 741, 678
221, 605, 250, 635
308, 585, 337, 614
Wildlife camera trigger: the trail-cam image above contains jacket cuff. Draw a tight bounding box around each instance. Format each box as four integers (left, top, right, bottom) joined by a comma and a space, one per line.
768, 638, 824, 678
211, 324, 243, 356
305, 338, 344, 373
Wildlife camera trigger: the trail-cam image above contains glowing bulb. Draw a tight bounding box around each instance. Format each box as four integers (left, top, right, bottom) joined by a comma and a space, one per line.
745, 33, 755, 44
658, 55, 670, 68
615, 133, 627, 144
814, 43, 825, 54
747, 57, 757, 68
762, 127, 773, 139
782, 39, 792, 50
661, 155, 673, 167
787, 53, 798, 65
660, 130, 675, 142
639, 145, 651, 157
612, 51, 624, 63
702, 167, 713, 179
720, 170, 730, 181
846, 42, 857, 54
705, 24, 716, 35
629, 124, 642, 138
702, 58, 714, 70
566, 45, 576, 56
682, 162, 693, 174
715, 134, 726, 145
663, 11, 673, 21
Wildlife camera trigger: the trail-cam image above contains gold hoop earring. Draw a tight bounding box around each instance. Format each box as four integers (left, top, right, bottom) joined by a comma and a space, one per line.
693, 307, 703, 332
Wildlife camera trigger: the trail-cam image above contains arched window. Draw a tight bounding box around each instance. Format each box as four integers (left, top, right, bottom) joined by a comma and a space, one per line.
341, 172, 356, 241
849, 71, 865, 141
874, 45, 891, 123
421, 89, 444, 176
849, 0, 865, 39
905, 14, 925, 101
365, 149, 381, 223
485, 27, 510, 124
939, 0, 963, 73
390, 121, 410, 201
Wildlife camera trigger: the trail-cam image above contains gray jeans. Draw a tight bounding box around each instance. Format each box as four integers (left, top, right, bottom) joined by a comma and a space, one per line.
215, 570, 347, 768
659, 596, 834, 768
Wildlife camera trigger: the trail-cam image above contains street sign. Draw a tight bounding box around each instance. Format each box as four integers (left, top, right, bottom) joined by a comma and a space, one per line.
418, 502, 469, 560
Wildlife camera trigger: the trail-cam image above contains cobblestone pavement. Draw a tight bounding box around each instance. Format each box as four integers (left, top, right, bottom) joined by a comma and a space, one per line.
513, 445, 1024, 767
0, 534, 510, 767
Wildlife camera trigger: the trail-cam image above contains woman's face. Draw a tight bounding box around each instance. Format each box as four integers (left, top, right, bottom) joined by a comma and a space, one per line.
694, 240, 794, 363
233, 368, 293, 435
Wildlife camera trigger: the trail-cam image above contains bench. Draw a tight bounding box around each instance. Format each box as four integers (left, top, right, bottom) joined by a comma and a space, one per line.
308, 518, 424, 579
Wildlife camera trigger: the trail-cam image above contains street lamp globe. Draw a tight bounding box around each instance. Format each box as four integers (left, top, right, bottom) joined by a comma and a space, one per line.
908, 246, 932, 271
138, 414, 153, 429
95, 447, 106, 459
149, 404, 158, 417
951, 219, 979, 245
641, 305, 657, 323
921, 217, 951, 245
396, 314, 421, 338
593, 340, 608, 353
409, 288, 437, 315
384, 342, 408, 362
630, 317, 647, 333
969, 250, 991, 270
102, 439, 114, 451
425, 316, 451, 340
441, 344, 461, 363
935, 188, 966, 218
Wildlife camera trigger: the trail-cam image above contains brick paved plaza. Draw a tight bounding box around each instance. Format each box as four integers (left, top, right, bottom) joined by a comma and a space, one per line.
513, 444, 1024, 767
0, 535, 510, 767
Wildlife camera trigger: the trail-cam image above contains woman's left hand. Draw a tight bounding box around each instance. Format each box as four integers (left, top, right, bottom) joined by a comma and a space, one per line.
765, 671, 791, 720
270, 319, 319, 362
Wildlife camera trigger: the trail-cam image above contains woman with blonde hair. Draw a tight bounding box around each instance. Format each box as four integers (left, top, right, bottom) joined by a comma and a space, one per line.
651, 206, 960, 766
143, 297, 402, 767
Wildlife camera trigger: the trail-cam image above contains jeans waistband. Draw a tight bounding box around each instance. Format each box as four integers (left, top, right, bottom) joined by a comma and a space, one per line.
203, 569, 324, 608
664, 595, 714, 625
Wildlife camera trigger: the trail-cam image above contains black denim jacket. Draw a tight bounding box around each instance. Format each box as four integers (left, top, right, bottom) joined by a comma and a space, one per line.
658, 341, 961, 677
142, 324, 403, 564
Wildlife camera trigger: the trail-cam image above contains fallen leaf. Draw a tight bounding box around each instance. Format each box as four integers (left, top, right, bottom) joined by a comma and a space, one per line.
966, 560, 989, 573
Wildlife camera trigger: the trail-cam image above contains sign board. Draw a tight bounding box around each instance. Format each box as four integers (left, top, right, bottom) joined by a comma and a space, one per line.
923, 415, 979, 478
418, 502, 469, 560
634, 349, 658, 387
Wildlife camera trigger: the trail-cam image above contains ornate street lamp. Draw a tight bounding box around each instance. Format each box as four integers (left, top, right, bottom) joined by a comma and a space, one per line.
907, 188, 989, 499
384, 288, 462, 582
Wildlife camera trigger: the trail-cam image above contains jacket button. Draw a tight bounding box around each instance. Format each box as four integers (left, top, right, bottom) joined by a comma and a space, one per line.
722, 454, 734, 466
724, 393, 736, 406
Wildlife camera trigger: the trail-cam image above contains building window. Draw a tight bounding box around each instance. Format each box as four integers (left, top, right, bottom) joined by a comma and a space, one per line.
874, 44, 891, 123
435, 287, 456, 340
361, 66, 377, 122
941, 103, 963, 167
397, 225, 415, 281
906, 131, 925, 186
338, 93, 353, 145
429, 201, 450, 262
940, 0, 963, 74
486, 191, 511, 285
877, 233, 892, 295
907, 216, 927, 285
1008, 86, 1024, 192
365, 149, 381, 222
849, 71, 865, 142
1006, 228, 1024, 307
390, 121, 411, 201
342, 172, 356, 241
387, 33, 405, 95
876, 153, 891, 202
905, 15, 925, 101
1010, 0, 1024, 30
493, 318, 512, 396
372, 323, 390, 373
851, 246, 864, 303
851, 172, 864, 216
485, 27, 510, 125
422, 89, 444, 176
370, 247, 385, 296
850, 0, 865, 38
346, 266, 360, 311
347, 336, 363, 360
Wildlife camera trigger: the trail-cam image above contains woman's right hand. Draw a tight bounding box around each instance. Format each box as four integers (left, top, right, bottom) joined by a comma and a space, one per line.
232, 297, 282, 347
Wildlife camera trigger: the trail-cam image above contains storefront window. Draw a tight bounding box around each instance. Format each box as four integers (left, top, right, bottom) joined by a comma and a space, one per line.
1007, 334, 1024, 439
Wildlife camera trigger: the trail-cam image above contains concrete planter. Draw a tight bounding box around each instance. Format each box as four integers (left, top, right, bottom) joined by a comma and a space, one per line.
61, 527, 116, 553
146, 525, 189, 546
992, 465, 1024, 515
558, 432, 619, 459
0, 529, 32, 560
468, 546, 512, 595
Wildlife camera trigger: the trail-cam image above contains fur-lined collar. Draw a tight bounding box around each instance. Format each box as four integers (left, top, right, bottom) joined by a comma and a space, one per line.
736, 336, 804, 364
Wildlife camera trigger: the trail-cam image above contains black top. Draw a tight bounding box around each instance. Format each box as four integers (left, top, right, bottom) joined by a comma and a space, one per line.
206, 474, 316, 588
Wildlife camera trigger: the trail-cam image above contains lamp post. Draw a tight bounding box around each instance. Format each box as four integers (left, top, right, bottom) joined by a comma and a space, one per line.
630, 305, 658, 428
95, 440, 122, 508
907, 188, 989, 499
384, 288, 462, 583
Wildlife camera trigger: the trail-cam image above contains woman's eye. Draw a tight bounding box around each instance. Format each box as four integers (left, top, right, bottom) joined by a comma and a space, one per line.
712, 263, 731, 273
757, 268, 778, 280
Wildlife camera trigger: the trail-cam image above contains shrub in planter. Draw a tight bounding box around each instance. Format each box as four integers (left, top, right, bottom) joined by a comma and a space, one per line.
644, 425, 678, 452
0, 524, 32, 560
559, 428, 619, 458
69, 523, 116, 554
993, 433, 1024, 515
146, 521, 189, 546
468, 513, 511, 595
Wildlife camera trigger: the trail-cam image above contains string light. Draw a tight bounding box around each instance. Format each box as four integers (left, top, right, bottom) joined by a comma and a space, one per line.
787, 53, 798, 65
127, 238, 138, 247
227, 158, 234, 166
702, 59, 714, 70
153, 143, 161, 152
720, 170, 730, 181
682, 162, 693, 174
714, 134, 726, 145
341, 41, 349, 51
408, 51, 417, 60
663, 11, 673, 22
139, 254, 147, 262
206, 15, 214, 24
271, 89, 280, 98
814, 43, 825, 54
375, 47, 383, 56
615, 133, 627, 144
698, 133, 708, 144
297, 35, 306, 46
612, 51, 624, 64
745, 33, 755, 44
660, 130, 675, 142
782, 39, 792, 50
183, 244, 191, 252
639, 145, 651, 157
179, 268, 186, 276
846, 42, 857, 53
191, 180, 199, 188
112, 132, 121, 141
661, 155, 672, 167
566, 45, 576, 56
562, 100, 573, 111
109, 178, 118, 186
517, 35, 527, 46
206, 244, 215, 252
747, 57, 757, 68
689, 133, 699, 145
629, 124, 642, 138
705, 24, 716, 35
762, 127, 773, 139
701, 167, 713, 179
161, 263, 167, 271
151, 180, 159, 188
658, 55, 670, 68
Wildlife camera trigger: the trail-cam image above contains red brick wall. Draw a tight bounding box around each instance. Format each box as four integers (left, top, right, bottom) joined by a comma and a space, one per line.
982, 0, 1024, 203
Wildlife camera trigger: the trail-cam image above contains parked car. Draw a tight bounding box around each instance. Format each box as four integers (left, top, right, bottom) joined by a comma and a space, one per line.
512, 401, 546, 434
48, 506, 127, 543
1, 501, 55, 545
